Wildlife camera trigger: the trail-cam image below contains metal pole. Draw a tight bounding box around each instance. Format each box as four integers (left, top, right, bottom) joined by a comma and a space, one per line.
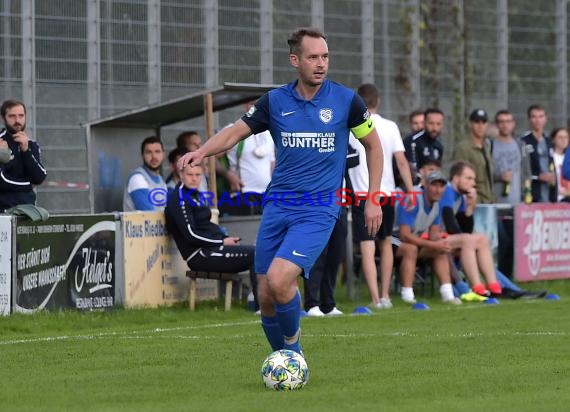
259, 0, 273, 84
148, 0, 161, 103
87, 0, 101, 120
556, 0, 567, 125
496, 0, 508, 109
361, 0, 374, 84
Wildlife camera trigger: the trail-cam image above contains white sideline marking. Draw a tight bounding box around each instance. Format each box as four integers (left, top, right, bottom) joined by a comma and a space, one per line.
0, 320, 260, 346
1, 327, 567, 347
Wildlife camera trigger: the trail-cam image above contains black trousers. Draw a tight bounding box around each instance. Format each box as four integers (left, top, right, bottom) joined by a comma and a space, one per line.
303, 207, 348, 313
188, 244, 257, 308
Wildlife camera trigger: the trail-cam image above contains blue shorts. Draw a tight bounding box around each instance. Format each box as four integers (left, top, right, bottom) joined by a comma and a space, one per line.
254, 202, 337, 278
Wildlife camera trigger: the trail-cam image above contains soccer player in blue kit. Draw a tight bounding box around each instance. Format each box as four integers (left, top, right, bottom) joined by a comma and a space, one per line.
178, 27, 384, 356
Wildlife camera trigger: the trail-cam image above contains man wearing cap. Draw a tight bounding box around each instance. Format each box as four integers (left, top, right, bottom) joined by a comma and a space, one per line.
452, 109, 494, 203
394, 170, 461, 305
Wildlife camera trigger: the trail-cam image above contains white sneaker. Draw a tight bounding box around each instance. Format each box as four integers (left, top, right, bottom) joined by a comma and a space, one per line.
401, 295, 417, 304
442, 297, 462, 305
324, 307, 343, 316
378, 298, 393, 309
306, 306, 325, 317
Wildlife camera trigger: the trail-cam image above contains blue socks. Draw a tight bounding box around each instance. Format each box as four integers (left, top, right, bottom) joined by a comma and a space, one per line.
275, 291, 302, 354
261, 315, 284, 351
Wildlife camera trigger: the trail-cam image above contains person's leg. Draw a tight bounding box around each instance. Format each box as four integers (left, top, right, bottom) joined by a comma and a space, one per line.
378, 202, 395, 306
360, 240, 380, 304
320, 208, 348, 314
447, 234, 488, 295
395, 241, 418, 303
267, 257, 304, 354
496, 268, 522, 291
303, 247, 325, 313
424, 250, 457, 303
257, 275, 284, 351
379, 237, 394, 296
270, 210, 336, 354
472, 233, 501, 294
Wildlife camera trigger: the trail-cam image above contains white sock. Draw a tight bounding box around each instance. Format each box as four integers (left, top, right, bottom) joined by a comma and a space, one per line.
440, 283, 455, 301
401, 287, 415, 301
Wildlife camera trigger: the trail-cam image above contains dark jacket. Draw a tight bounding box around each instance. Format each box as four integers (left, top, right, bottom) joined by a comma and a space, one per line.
164, 184, 226, 260
403, 130, 444, 178
520, 132, 557, 202
0, 128, 47, 211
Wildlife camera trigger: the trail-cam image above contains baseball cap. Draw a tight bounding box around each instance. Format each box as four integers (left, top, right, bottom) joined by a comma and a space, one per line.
469, 109, 488, 122
426, 170, 447, 185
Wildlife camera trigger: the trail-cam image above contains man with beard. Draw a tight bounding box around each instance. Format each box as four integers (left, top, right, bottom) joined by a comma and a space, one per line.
0, 99, 47, 212
403, 108, 444, 183
123, 136, 167, 211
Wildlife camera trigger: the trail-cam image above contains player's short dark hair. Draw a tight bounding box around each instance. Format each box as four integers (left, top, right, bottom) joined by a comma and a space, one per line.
527, 104, 545, 118
357, 83, 379, 109
1, 99, 26, 117
141, 136, 163, 155
176, 131, 200, 149
424, 108, 444, 119
449, 160, 475, 180
409, 110, 424, 123
168, 146, 188, 164
287, 27, 327, 55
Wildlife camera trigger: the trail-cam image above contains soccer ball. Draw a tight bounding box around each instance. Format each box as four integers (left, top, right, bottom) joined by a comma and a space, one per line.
261, 349, 309, 390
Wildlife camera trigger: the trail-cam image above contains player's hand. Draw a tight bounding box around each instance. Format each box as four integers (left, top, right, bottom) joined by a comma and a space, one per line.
433, 239, 451, 253
223, 236, 241, 245
12, 131, 29, 152
178, 150, 205, 170
364, 198, 382, 236
0, 139, 8, 150
465, 187, 477, 205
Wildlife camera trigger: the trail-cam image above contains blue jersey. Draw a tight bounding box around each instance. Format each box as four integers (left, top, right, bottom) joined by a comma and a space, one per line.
396, 190, 441, 234
242, 79, 370, 217
440, 184, 465, 214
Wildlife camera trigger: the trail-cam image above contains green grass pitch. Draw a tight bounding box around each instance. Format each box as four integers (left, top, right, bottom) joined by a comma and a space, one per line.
1, 281, 569, 412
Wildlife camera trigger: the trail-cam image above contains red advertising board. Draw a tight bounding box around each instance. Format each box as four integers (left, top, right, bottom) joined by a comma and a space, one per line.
514, 203, 570, 282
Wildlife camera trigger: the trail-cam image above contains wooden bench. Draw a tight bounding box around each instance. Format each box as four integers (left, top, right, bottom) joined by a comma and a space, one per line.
186, 270, 249, 311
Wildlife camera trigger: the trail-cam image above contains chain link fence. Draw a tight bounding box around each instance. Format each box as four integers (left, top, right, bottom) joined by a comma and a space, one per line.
0, 0, 566, 212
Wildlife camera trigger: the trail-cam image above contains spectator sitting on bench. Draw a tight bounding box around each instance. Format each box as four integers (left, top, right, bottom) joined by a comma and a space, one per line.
440, 160, 546, 300
164, 162, 258, 309
393, 170, 461, 305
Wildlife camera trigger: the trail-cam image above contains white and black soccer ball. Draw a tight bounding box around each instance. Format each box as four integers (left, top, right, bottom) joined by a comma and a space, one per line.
261, 349, 309, 390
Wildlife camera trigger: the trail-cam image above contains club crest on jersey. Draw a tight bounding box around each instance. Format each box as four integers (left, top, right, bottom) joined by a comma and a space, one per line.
319, 108, 333, 124
245, 105, 256, 117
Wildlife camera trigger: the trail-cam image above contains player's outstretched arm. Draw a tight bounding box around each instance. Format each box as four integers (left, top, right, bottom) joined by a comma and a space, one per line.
177, 120, 252, 170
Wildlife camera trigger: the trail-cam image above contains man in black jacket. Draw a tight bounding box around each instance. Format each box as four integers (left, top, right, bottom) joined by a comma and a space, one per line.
0, 99, 47, 212
164, 162, 258, 308
519, 104, 556, 203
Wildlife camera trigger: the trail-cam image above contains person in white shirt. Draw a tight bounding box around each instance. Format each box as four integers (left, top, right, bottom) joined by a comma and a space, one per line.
225, 103, 275, 215
551, 127, 570, 201
348, 83, 414, 309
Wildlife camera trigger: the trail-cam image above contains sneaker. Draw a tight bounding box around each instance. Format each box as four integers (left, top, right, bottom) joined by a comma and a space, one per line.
519, 290, 548, 299
324, 307, 343, 316
496, 287, 525, 299
306, 306, 325, 317
460, 291, 489, 302
442, 297, 462, 305
376, 298, 393, 309
401, 295, 417, 304
254, 309, 261, 315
